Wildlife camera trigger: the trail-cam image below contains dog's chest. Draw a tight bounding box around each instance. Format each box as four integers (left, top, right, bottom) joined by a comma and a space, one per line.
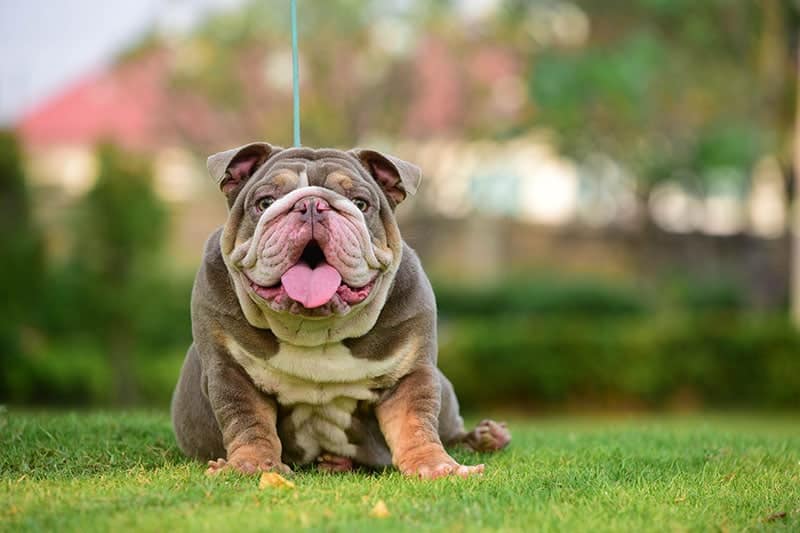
226, 338, 411, 463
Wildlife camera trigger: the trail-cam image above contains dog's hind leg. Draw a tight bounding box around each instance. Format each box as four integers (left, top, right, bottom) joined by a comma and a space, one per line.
171, 344, 225, 461
437, 369, 467, 445
437, 369, 511, 452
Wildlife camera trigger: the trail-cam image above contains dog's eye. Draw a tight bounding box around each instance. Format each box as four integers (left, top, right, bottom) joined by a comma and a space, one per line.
256, 196, 275, 212
353, 198, 369, 212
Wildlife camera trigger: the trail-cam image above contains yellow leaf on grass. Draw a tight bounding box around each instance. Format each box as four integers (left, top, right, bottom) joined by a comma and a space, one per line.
258, 472, 295, 490
370, 500, 390, 518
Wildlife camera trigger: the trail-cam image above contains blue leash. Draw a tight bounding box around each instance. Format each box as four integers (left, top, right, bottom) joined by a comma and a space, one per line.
291, 0, 301, 147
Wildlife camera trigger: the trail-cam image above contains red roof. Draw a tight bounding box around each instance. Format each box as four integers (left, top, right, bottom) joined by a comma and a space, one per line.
18, 51, 171, 151
16, 38, 521, 151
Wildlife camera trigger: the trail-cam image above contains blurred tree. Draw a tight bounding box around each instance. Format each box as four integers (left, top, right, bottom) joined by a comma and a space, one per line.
527, 1, 780, 209
776, 0, 800, 327
68, 144, 167, 405
162, 0, 461, 149
792, 25, 800, 327
0, 131, 44, 399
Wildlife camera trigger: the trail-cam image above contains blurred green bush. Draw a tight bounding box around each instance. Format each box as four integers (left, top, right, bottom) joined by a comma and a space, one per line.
5, 340, 186, 406
434, 274, 749, 318
435, 276, 796, 410
434, 278, 648, 317
439, 313, 800, 411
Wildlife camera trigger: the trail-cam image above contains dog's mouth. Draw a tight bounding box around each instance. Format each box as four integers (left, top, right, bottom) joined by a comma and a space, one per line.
246, 241, 376, 316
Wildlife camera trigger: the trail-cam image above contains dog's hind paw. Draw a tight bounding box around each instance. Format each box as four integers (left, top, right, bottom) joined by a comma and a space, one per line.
463, 419, 511, 452
316, 453, 354, 473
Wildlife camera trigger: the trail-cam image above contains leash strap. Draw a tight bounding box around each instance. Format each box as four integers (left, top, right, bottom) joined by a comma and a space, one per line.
291, 0, 301, 147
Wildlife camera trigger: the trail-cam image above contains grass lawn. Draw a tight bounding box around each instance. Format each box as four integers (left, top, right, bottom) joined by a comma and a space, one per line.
1, 410, 799, 532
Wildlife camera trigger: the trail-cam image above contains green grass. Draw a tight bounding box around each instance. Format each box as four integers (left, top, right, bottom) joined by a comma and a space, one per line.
1, 410, 799, 532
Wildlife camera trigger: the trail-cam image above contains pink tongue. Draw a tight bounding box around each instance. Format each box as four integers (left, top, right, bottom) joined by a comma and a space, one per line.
281, 262, 342, 308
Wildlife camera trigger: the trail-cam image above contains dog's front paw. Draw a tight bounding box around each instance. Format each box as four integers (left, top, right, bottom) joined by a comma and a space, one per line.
398, 447, 484, 479
206, 445, 291, 476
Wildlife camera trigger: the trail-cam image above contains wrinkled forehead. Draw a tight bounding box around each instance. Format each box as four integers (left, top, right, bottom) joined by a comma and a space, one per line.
255, 148, 371, 190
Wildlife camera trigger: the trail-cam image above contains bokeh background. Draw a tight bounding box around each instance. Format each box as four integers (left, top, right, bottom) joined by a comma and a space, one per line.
2, 0, 799, 412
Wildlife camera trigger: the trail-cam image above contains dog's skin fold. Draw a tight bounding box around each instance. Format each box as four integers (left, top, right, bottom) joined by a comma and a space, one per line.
171, 144, 510, 479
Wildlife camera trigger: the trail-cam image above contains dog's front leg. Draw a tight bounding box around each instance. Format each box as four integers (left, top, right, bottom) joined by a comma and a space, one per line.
376, 366, 484, 479
205, 356, 290, 476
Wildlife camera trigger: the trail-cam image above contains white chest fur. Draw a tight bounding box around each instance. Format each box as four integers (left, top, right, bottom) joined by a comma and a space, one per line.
225, 337, 417, 463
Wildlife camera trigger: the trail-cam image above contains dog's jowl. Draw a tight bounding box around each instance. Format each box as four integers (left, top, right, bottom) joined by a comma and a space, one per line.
171, 143, 510, 479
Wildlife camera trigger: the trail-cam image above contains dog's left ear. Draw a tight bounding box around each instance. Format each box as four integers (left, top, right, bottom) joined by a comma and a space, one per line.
207, 142, 276, 202
351, 149, 422, 208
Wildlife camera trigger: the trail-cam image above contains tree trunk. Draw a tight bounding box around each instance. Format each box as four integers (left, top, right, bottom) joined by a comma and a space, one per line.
791, 42, 800, 326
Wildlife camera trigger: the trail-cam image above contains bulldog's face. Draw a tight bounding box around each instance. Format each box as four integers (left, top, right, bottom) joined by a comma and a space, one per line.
208, 144, 420, 344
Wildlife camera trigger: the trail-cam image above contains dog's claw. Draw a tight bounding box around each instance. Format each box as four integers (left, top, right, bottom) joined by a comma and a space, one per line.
206, 458, 228, 476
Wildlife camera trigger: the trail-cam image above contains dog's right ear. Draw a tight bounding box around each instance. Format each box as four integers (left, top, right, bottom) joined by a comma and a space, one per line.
207, 142, 276, 202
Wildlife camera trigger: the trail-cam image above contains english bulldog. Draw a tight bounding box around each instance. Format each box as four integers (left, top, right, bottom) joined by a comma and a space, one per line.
171, 143, 510, 478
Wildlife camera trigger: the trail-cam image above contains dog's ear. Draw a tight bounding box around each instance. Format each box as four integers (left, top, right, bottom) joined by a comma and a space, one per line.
207, 142, 276, 202
351, 149, 422, 208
